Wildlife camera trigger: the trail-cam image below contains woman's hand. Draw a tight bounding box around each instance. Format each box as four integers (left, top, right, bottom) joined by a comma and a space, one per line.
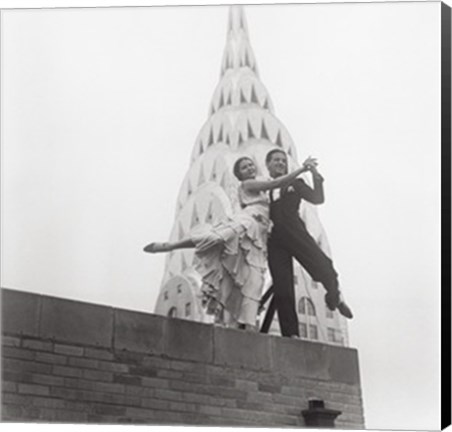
244, 156, 319, 193
307, 160, 323, 181
302, 156, 318, 171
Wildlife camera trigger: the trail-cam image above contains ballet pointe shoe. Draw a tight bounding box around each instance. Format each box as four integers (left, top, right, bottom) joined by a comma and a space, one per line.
143, 242, 171, 253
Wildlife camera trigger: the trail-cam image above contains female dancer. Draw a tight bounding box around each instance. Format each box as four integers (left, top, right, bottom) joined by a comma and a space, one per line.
144, 155, 316, 330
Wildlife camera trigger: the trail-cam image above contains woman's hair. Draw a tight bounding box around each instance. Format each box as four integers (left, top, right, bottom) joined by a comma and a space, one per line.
233, 156, 254, 180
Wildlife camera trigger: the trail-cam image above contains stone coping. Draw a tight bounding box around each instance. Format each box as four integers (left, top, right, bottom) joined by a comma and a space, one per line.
1, 288, 360, 385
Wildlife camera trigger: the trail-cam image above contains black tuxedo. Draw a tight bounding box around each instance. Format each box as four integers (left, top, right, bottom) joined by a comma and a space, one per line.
267, 174, 339, 337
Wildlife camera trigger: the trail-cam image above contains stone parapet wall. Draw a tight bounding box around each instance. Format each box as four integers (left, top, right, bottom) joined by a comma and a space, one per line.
1, 288, 364, 427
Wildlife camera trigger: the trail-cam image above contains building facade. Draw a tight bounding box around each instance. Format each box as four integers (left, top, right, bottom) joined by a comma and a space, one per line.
154, 6, 349, 347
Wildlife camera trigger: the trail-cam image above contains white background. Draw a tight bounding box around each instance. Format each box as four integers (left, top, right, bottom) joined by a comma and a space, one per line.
0, 0, 447, 430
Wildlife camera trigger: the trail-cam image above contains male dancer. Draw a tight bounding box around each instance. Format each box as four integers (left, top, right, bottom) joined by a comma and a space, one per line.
264, 149, 352, 338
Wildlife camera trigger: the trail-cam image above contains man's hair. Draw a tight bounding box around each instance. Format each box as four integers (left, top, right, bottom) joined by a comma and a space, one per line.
233, 156, 254, 180
265, 148, 287, 165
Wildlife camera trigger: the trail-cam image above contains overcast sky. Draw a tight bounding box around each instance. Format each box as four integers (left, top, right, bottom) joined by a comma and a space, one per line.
1, 2, 443, 430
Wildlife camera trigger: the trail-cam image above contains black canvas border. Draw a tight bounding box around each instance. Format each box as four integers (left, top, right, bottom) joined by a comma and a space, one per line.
0, 2, 449, 430
442, 2, 451, 430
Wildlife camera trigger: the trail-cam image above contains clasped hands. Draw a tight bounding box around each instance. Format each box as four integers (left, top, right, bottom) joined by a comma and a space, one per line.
302, 156, 319, 172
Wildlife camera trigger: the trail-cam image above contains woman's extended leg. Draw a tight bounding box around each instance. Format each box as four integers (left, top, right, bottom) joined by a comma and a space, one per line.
143, 238, 195, 253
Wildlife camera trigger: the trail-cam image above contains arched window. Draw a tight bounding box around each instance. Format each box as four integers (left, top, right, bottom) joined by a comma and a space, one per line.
168, 307, 178, 318
298, 297, 316, 316
298, 297, 305, 314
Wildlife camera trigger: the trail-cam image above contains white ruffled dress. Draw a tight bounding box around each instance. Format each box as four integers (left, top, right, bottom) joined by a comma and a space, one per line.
192, 184, 271, 327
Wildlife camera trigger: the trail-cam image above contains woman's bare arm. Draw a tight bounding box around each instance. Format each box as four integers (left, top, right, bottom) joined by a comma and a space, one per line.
242, 167, 305, 193
242, 156, 317, 193
242, 156, 317, 192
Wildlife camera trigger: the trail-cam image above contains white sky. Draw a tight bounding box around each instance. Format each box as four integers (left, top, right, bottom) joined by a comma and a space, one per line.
0, 1, 443, 430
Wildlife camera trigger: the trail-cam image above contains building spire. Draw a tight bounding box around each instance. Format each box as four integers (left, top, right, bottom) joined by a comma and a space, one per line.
154, 7, 348, 348
228, 5, 248, 34
221, 5, 258, 77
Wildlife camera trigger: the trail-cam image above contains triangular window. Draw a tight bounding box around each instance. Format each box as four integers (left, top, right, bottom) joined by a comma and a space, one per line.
244, 50, 250, 68
247, 121, 255, 139
217, 124, 224, 142
261, 120, 270, 140
218, 92, 224, 109
227, 91, 232, 106
240, 90, 247, 104
275, 130, 283, 147
208, 128, 214, 147
250, 85, 259, 104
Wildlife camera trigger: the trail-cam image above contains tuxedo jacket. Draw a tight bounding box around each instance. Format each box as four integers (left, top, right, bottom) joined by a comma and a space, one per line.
269, 174, 324, 241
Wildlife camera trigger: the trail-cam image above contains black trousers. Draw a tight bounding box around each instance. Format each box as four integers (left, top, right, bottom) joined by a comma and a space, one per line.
267, 228, 339, 337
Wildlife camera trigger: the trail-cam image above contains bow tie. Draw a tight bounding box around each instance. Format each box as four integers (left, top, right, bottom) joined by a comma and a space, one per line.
270, 184, 296, 202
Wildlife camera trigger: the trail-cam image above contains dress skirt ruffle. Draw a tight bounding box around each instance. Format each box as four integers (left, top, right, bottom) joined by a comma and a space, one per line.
191, 206, 270, 327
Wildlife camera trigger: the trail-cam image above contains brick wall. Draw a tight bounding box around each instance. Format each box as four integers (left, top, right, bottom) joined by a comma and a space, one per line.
1, 288, 365, 427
